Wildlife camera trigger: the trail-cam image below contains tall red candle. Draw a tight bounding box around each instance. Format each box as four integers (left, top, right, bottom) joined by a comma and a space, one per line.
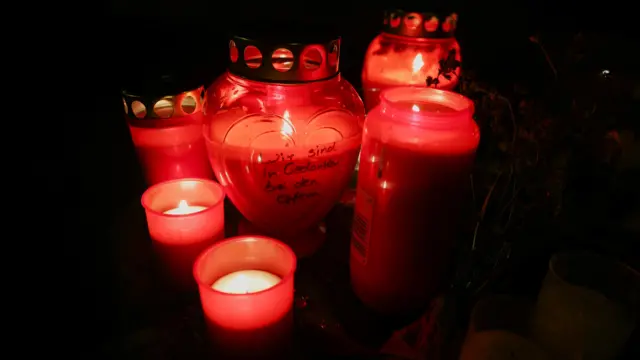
193, 236, 297, 359
142, 178, 225, 289
350, 87, 479, 314
123, 85, 213, 185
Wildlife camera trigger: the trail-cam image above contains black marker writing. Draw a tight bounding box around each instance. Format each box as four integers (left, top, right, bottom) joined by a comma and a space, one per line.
308, 142, 336, 157
263, 168, 278, 179
265, 152, 295, 164
264, 179, 286, 192
277, 191, 320, 205
283, 159, 339, 176
294, 177, 318, 189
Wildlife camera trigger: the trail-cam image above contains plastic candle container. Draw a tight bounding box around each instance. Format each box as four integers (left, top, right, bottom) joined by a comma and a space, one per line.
350, 87, 479, 314
530, 252, 640, 360
362, 9, 462, 111
123, 76, 213, 185
193, 236, 297, 359
203, 24, 364, 258
142, 178, 225, 289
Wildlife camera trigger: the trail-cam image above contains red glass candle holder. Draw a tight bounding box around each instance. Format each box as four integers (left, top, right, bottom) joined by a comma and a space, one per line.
362, 9, 462, 111
350, 87, 479, 314
142, 178, 225, 289
203, 28, 365, 257
123, 82, 213, 185
193, 236, 297, 359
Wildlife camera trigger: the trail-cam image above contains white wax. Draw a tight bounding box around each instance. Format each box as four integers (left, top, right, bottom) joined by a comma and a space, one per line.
212, 270, 281, 294
163, 200, 207, 215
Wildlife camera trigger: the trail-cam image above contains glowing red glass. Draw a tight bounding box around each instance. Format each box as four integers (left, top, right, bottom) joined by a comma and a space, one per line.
194, 236, 296, 359
141, 178, 225, 289
125, 88, 213, 185
350, 87, 479, 314
204, 71, 364, 258
362, 11, 461, 111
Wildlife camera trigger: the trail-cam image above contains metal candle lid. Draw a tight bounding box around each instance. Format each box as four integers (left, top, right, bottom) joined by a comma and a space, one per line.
121, 72, 205, 121
382, 9, 458, 39
227, 24, 341, 84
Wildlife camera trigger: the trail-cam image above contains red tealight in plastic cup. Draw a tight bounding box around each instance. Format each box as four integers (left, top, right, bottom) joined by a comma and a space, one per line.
193, 236, 297, 359
142, 178, 225, 290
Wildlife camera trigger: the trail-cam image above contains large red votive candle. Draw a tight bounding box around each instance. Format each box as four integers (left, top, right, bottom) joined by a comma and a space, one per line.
350, 87, 479, 315
203, 29, 364, 258
141, 178, 225, 289
123, 86, 213, 185
193, 236, 297, 359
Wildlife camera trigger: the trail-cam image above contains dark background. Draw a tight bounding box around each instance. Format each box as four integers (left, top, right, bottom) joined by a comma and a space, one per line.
64, 0, 638, 355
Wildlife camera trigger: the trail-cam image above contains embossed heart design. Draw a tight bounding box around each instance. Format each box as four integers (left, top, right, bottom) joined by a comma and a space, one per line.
206, 109, 360, 236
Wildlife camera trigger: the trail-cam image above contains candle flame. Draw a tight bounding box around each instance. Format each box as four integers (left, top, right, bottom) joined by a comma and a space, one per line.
412, 104, 420, 112
412, 53, 424, 73
281, 110, 294, 136
177, 199, 189, 209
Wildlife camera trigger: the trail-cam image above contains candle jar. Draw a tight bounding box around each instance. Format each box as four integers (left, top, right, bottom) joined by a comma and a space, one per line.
459, 295, 550, 360
142, 178, 225, 290
123, 77, 213, 185
203, 30, 365, 257
362, 9, 462, 111
194, 236, 297, 359
350, 87, 479, 315
530, 252, 640, 360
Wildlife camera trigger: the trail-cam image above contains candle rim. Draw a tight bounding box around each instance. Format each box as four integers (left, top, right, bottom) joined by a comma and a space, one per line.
225, 71, 345, 88
211, 269, 283, 293
203, 125, 363, 154
193, 235, 297, 297
141, 178, 225, 217
379, 86, 474, 124
379, 32, 457, 44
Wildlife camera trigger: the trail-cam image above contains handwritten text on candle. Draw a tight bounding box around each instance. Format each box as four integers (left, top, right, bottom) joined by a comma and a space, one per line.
261, 142, 339, 205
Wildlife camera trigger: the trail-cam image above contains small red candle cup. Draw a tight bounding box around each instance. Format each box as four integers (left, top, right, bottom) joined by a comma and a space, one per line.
362, 9, 462, 111
142, 178, 225, 289
350, 87, 479, 315
193, 236, 297, 359
123, 79, 213, 185
204, 24, 364, 258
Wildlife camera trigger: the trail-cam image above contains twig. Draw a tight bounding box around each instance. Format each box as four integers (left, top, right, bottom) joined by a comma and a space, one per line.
480, 172, 503, 219
470, 87, 517, 148
471, 172, 503, 250
497, 95, 517, 147
470, 174, 476, 206
530, 36, 558, 79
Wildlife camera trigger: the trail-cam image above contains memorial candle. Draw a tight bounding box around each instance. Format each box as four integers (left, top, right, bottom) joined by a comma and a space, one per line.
194, 236, 296, 359
350, 87, 479, 315
362, 10, 462, 111
203, 29, 364, 257
142, 178, 225, 289
123, 83, 213, 185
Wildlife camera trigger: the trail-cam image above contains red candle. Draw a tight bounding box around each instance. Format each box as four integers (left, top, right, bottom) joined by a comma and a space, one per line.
124, 87, 213, 185
350, 87, 479, 314
205, 102, 361, 257
142, 178, 225, 289
204, 32, 364, 258
362, 10, 461, 111
193, 236, 296, 359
